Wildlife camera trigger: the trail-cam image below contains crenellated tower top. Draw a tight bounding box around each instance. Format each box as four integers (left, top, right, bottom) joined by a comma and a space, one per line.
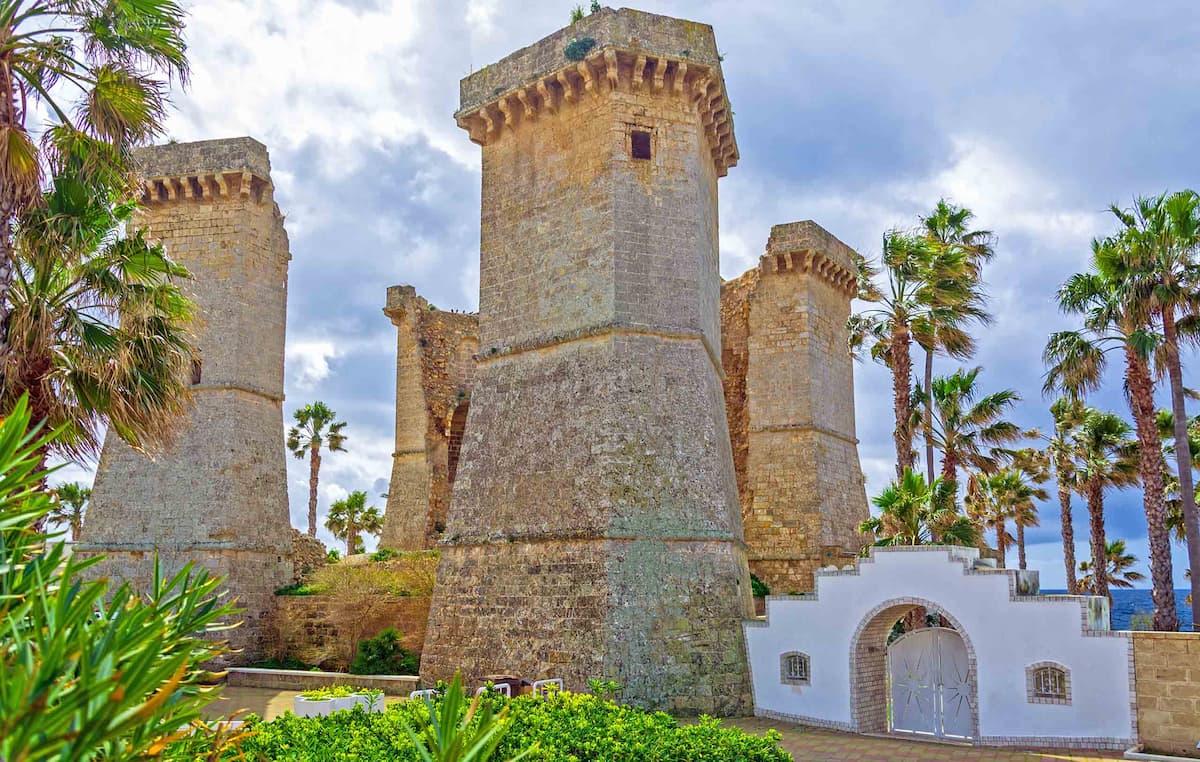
455, 7, 738, 175
137, 137, 276, 207
760, 221, 859, 297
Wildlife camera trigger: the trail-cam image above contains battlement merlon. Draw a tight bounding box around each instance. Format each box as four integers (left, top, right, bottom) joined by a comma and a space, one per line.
760, 221, 859, 297
135, 137, 275, 206
455, 7, 738, 174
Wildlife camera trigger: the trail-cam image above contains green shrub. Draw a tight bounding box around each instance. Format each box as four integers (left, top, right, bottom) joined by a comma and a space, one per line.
327, 548, 341, 563
750, 573, 770, 597
350, 628, 420, 675
233, 690, 790, 761
300, 685, 358, 700
563, 37, 595, 61
370, 547, 400, 562
275, 581, 322, 596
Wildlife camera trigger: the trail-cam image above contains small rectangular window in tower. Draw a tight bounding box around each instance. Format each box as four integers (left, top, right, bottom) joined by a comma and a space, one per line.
631, 130, 652, 160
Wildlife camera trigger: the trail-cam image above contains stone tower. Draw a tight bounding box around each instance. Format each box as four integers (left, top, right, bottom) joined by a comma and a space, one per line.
421, 9, 751, 714
720, 222, 869, 594
78, 137, 293, 661
381, 285, 478, 550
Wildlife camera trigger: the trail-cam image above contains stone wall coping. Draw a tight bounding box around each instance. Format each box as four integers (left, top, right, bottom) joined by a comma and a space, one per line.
135, 137, 270, 178
226, 668, 419, 695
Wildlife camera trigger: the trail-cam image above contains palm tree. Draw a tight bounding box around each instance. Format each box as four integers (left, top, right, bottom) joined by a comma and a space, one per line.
915, 200, 995, 483
859, 468, 978, 548
325, 490, 383, 556
48, 481, 89, 541
965, 472, 1016, 567
0, 0, 190, 342
0, 178, 197, 464
1034, 398, 1088, 593
850, 231, 981, 478
1079, 540, 1146, 603
1071, 410, 1139, 602
287, 401, 347, 537
1045, 243, 1178, 630
1111, 190, 1200, 630
915, 367, 1022, 500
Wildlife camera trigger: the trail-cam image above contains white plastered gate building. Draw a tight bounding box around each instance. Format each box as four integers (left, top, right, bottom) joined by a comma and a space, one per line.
743, 546, 1137, 750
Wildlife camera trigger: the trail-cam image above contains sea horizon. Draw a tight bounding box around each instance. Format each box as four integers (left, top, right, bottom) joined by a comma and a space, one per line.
1044, 588, 1194, 631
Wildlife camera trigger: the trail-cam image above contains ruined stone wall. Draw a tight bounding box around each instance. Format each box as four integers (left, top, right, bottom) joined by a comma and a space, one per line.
271, 595, 430, 672
78, 138, 293, 662
720, 222, 869, 594
381, 285, 478, 550
1132, 631, 1200, 758
423, 9, 750, 715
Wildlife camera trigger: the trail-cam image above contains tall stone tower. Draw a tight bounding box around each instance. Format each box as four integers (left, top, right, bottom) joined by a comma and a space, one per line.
78, 137, 293, 661
720, 222, 869, 594
421, 9, 750, 714
381, 285, 478, 550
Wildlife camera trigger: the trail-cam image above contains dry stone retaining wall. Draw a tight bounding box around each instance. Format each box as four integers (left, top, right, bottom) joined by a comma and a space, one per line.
1132, 631, 1200, 758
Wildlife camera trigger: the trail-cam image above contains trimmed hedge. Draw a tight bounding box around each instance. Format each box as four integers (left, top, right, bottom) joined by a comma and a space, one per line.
233, 692, 791, 761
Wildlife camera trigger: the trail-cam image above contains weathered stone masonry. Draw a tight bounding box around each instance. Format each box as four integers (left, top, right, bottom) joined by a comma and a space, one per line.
79, 138, 294, 662
720, 222, 869, 594
380, 286, 479, 550
420, 9, 753, 715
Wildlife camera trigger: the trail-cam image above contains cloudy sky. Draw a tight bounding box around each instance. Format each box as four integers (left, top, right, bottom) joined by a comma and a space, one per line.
55, 1, 1200, 588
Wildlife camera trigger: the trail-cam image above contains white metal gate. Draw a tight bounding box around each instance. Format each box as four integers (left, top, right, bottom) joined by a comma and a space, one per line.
887, 626, 973, 740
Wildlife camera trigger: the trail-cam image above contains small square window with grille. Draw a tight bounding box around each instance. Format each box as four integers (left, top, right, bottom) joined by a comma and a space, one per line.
1027, 663, 1070, 704
780, 652, 810, 685
1034, 667, 1065, 699
631, 130, 652, 160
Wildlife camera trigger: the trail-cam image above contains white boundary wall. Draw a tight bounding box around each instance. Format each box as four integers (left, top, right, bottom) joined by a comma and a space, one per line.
743, 546, 1136, 749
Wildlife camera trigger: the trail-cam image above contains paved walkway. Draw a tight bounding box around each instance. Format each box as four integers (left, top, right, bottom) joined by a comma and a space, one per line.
728, 717, 1126, 761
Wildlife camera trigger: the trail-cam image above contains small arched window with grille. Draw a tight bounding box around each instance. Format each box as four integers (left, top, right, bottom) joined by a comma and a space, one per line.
780, 652, 810, 686
1026, 662, 1071, 705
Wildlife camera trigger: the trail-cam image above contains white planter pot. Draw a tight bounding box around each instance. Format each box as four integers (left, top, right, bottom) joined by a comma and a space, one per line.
293, 696, 338, 718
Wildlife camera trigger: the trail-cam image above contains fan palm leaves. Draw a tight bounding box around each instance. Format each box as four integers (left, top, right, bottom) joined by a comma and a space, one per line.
287, 401, 348, 537
859, 468, 978, 549
1045, 237, 1178, 630
0, 174, 197, 464
1109, 190, 1200, 630
324, 490, 382, 556
1036, 397, 1088, 593
914, 200, 995, 482
48, 480, 88, 540
913, 366, 1022, 502
1071, 409, 1139, 602
1079, 540, 1146, 603
0, 0, 190, 344
850, 230, 989, 479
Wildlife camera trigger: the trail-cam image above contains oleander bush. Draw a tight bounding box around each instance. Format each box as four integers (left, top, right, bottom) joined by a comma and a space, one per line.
229, 691, 792, 761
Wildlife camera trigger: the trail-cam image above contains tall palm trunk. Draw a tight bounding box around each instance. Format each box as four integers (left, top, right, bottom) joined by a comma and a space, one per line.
1017, 522, 1027, 570
1085, 479, 1109, 601
891, 323, 915, 479
0, 41, 20, 350
995, 520, 1008, 569
1057, 476, 1078, 594
1125, 347, 1178, 630
1162, 310, 1200, 630
923, 349, 935, 483
307, 441, 321, 537
347, 522, 359, 556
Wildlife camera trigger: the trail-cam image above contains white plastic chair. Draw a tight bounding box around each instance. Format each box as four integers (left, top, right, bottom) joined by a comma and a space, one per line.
409, 689, 439, 701
475, 683, 511, 698
531, 678, 563, 697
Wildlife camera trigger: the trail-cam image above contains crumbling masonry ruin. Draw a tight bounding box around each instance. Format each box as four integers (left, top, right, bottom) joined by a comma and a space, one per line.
79, 138, 294, 661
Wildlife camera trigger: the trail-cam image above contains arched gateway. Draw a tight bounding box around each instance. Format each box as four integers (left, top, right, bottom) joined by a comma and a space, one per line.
744, 546, 1136, 751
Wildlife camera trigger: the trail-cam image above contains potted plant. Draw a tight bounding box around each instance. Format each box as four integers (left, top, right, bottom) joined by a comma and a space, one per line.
293, 685, 384, 717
